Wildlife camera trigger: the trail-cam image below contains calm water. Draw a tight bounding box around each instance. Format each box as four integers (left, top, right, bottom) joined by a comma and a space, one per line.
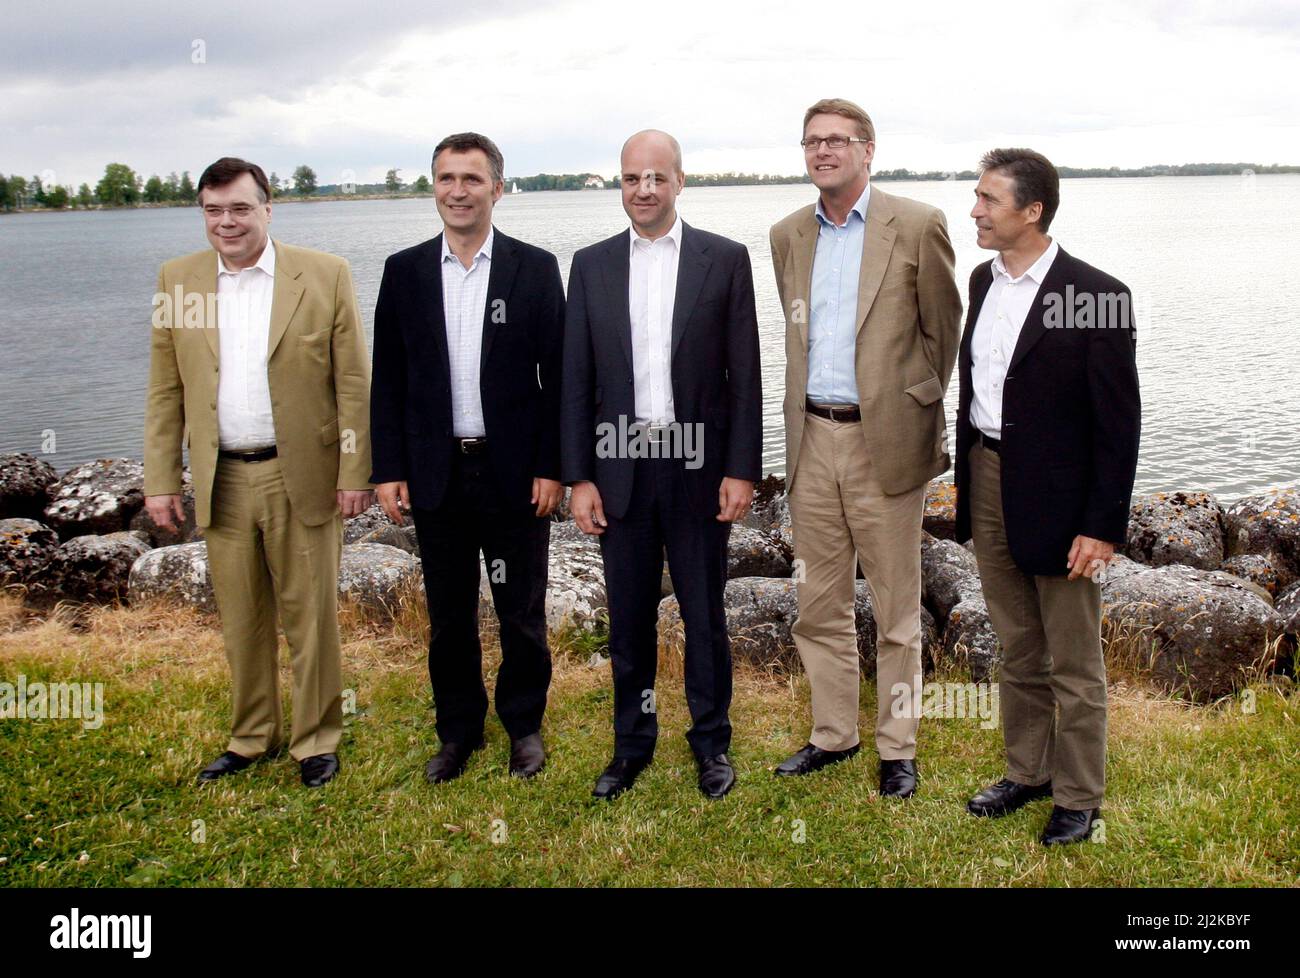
2, 176, 1298, 498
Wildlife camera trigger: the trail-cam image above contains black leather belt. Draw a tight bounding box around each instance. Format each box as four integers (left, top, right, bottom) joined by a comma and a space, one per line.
455, 437, 488, 455
806, 399, 861, 423
218, 445, 278, 462
976, 432, 1001, 454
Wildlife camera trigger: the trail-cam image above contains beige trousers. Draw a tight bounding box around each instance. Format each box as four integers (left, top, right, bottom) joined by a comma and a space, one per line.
968, 443, 1107, 809
205, 456, 344, 761
789, 414, 925, 758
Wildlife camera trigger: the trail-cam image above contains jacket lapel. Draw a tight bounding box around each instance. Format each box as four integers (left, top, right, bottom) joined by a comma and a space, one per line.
416, 235, 452, 385
670, 222, 712, 361
1009, 247, 1070, 370
790, 209, 818, 353
855, 185, 897, 334
599, 233, 634, 373
480, 228, 518, 372
266, 240, 305, 360
185, 255, 220, 363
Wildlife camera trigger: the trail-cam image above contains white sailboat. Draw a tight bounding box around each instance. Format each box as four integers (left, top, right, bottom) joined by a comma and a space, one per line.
511, 182, 521, 194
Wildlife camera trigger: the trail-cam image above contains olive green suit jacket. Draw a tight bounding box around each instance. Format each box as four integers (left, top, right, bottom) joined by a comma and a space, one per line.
770, 185, 962, 495
144, 240, 372, 527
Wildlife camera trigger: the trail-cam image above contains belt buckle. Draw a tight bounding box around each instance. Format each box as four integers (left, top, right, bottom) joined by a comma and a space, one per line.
644, 423, 669, 445
459, 438, 485, 454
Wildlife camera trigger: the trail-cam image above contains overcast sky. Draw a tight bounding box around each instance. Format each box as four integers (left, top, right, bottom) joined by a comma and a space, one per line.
3, 0, 1297, 188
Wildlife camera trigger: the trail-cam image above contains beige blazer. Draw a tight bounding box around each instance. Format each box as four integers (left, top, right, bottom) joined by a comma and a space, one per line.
770, 184, 963, 496
144, 240, 372, 528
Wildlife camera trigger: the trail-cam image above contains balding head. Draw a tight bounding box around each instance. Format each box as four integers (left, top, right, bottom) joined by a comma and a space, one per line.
621, 129, 684, 178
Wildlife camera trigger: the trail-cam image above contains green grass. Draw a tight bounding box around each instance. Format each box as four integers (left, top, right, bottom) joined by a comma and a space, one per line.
0, 596, 1297, 887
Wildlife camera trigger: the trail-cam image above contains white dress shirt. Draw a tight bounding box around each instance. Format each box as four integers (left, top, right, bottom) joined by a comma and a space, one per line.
216, 241, 278, 450
442, 228, 493, 438
970, 239, 1060, 438
628, 215, 681, 424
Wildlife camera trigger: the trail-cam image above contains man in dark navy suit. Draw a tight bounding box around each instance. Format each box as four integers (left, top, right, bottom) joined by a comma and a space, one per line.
955, 148, 1140, 845
561, 130, 763, 800
370, 132, 565, 784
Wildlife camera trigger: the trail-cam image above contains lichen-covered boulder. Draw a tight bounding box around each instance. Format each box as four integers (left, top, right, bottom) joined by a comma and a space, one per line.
128, 541, 216, 612
1101, 563, 1287, 700
657, 576, 938, 673
1123, 491, 1224, 570
0, 453, 59, 521
920, 534, 1000, 680
1276, 582, 1300, 638
728, 524, 792, 579
1219, 553, 1290, 599
923, 480, 958, 541
343, 504, 394, 544
38, 531, 152, 604
544, 520, 607, 631
43, 458, 146, 539
1223, 488, 1300, 580
338, 543, 423, 615
0, 518, 60, 586
356, 522, 419, 556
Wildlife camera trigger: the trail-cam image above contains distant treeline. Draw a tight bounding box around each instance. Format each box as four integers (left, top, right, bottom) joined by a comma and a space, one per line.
5, 161, 1299, 211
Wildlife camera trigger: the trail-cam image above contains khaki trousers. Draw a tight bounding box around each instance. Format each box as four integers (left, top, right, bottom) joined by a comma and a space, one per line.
789, 414, 925, 758
205, 456, 344, 761
968, 443, 1107, 809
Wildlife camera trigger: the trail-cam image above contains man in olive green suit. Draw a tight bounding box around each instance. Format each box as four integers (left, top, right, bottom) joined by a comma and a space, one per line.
143, 157, 372, 788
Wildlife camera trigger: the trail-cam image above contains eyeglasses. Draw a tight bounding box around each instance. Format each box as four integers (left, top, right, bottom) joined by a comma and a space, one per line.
800, 136, 870, 151
202, 204, 258, 219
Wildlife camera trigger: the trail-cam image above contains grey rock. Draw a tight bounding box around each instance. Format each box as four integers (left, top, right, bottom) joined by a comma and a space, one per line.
923, 479, 958, 541
543, 523, 608, 631
657, 576, 938, 674
357, 522, 420, 556
0, 518, 60, 586
1101, 562, 1287, 700
1275, 582, 1300, 637
43, 458, 146, 539
1124, 491, 1225, 570
338, 543, 423, 615
128, 541, 217, 612
920, 534, 1000, 680
1223, 488, 1300, 580
343, 504, 393, 543
0, 453, 59, 520
127, 468, 199, 547
1219, 553, 1288, 601
39, 531, 152, 604
728, 524, 792, 578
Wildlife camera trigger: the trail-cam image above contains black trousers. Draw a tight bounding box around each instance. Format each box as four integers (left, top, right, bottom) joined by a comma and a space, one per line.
600, 455, 733, 759
411, 449, 551, 745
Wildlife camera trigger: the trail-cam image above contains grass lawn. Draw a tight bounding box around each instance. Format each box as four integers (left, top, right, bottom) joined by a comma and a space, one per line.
1, 594, 1297, 887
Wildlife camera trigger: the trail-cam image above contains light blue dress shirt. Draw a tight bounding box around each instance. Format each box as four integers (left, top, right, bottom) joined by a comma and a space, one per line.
806, 182, 871, 405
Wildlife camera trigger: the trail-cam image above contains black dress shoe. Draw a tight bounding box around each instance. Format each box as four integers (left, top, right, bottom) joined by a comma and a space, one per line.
966, 778, 1053, 818
774, 742, 860, 777
879, 758, 918, 798
196, 751, 255, 783
592, 756, 650, 800
300, 753, 339, 788
425, 739, 483, 784
508, 732, 546, 779
695, 753, 736, 799
1041, 805, 1098, 846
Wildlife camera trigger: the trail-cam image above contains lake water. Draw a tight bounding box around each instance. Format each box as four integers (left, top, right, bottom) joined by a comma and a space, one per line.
2, 176, 1297, 499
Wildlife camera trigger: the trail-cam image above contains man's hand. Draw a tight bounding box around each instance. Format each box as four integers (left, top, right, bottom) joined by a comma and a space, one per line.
717, 477, 754, 523
337, 489, 374, 519
532, 477, 564, 518
1067, 535, 1115, 581
571, 481, 607, 536
375, 481, 410, 525
144, 494, 185, 531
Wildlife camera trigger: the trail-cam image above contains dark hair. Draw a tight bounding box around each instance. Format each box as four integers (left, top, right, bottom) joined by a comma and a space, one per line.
979, 148, 1060, 232
432, 132, 505, 185
197, 157, 270, 204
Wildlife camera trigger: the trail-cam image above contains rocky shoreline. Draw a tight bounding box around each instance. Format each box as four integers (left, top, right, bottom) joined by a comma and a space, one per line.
2, 454, 1296, 701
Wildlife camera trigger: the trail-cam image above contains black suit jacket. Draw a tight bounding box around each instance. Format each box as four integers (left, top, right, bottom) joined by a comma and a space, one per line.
369, 228, 565, 511
560, 221, 763, 519
954, 246, 1141, 576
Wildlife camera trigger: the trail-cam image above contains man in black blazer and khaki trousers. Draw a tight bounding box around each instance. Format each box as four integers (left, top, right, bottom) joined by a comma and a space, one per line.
370, 132, 565, 783
562, 130, 763, 800
956, 148, 1140, 845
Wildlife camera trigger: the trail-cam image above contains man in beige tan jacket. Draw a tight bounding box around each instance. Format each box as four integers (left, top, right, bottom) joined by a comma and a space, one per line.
770, 99, 961, 796
143, 157, 372, 788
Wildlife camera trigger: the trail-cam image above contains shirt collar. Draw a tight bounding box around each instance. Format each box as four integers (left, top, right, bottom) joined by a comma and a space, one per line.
217, 238, 276, 278
442, 226, 495, 266
815, 180, 871, 229
629, 214, 683, 258
992, 238, 1059, 285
